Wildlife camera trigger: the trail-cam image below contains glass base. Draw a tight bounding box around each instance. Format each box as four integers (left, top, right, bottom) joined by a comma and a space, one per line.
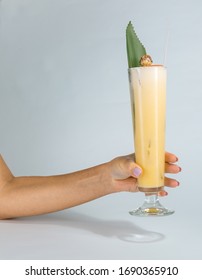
129, 193, 174, 217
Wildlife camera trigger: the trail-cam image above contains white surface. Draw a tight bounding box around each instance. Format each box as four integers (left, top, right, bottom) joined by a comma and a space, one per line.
0, 196, 201, 260
0, 0, 201, 259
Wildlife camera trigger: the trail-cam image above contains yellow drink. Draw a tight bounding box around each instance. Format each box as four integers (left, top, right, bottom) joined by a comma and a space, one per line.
129, 66, 166, 192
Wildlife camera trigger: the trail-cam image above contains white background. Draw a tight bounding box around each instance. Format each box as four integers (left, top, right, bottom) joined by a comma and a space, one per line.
0, 0, 201, 259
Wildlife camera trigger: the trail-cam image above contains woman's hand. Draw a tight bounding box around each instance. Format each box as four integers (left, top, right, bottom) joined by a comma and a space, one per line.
109, 152, 181, 195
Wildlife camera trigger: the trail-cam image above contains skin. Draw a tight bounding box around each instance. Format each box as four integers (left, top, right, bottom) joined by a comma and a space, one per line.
0, 152, 180, 219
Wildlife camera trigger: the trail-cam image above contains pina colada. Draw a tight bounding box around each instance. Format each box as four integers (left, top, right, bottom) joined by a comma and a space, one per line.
126, 21, 174, 216
129, 66, 166, 193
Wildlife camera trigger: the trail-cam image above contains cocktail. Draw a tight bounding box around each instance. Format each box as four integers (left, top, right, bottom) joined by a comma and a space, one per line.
126, 22, 174, 216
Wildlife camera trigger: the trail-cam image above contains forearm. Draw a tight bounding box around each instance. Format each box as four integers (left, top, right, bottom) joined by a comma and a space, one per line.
0, 163, 113, 219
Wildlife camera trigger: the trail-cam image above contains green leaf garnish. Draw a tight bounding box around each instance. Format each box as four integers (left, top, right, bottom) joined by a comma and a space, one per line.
126, 21, 146, 68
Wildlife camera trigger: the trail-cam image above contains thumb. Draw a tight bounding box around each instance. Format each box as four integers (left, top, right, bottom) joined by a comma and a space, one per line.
110, 155, 142, 180
132, 165, 142, 178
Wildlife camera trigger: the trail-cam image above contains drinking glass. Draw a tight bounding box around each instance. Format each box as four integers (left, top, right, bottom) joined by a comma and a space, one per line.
128, 65, 174, 216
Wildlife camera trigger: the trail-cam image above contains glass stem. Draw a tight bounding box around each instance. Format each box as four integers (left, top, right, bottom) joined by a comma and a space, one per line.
144, 193, 159, 204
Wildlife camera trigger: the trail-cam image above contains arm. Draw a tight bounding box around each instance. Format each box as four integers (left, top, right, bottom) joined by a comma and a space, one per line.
0, 153, 180, 219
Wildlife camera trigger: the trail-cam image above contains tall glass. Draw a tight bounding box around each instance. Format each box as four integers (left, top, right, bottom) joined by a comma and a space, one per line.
128, 65, 174, 216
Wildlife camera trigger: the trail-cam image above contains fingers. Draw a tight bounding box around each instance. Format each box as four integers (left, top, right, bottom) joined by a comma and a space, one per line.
165, 162, 181, 174
158, 190, 168, 197
122, 152, 181, 175
110, 152, 181, 193
157, 170, 180, 196
164, 176, 180, 188
164, 153, 181, 189
165, 152, 178, 163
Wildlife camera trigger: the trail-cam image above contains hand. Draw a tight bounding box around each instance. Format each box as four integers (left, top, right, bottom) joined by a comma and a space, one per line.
109, 152, 181, 195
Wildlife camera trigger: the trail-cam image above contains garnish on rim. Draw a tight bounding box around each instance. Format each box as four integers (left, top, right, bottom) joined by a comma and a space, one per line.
126, 21, 153, 68
139, 54, 153, 66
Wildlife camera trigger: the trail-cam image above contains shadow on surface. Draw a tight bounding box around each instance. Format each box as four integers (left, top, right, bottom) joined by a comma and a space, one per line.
1, 211, 165, 243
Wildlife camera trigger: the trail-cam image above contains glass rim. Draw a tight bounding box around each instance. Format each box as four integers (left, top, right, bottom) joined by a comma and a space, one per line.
129, 64, 166, 70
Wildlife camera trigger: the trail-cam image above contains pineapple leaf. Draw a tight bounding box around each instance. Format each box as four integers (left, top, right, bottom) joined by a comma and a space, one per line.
126, 21, 146, 68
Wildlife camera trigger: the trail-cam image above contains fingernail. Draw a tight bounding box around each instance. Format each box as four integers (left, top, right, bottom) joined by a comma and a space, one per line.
176, 180, 180, 186
133, 167, 142, 177
178, 167, 182, 172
